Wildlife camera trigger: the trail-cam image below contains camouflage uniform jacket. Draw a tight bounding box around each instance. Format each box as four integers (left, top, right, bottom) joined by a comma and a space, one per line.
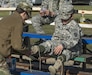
40, 16, 82, 55
41, 0, 64, 16
52, 16, 82, 49
0, 12, 27, 57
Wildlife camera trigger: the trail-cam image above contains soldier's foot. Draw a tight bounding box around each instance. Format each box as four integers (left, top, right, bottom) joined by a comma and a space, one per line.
48, 66, 56, 75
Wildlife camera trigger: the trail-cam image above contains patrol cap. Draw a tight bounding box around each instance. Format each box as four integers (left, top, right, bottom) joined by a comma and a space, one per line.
17, 2, 32, 18
59, 2, 74, 20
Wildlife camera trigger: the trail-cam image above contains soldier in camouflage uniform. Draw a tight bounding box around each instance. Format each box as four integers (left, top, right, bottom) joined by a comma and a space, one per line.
9, 0, 16, 7
8, 0, 33, 8
0, 2, 32, 75
31, 0, 65, 34
16, 0, 33, 7
0, 0, 2, 7
31, 2, 83, 75
1, 0, 10, 7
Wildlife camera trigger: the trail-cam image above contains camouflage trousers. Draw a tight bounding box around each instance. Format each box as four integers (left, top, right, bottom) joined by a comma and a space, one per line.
40, 40, 80, 61
0, 55, 11, 75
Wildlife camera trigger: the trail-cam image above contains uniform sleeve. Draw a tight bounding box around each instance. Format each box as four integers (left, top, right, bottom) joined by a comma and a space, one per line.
26, 0, 33, 7
53, 0, 60, 15
41, 0, 48, 10
11, 22, 27, 51
41, 0, 59, 16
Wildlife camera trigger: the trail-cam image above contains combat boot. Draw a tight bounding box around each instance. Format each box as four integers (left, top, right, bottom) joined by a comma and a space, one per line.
48, 59, 62, 75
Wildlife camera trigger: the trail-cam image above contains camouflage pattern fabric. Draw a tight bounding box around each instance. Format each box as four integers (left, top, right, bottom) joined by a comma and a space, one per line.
59, 1, 74, 20
31, 0, 65, 34
0, 0, 33, 8
42, 0, 65, 14
31, 14, 56, 34
9, 0, 17, 7
12, 0, 33, 7
40, 15, 82, 61
17, 2, 32, 18
0, 55, 11, 75
9, 0, 33, 7
1, 0, 10, 7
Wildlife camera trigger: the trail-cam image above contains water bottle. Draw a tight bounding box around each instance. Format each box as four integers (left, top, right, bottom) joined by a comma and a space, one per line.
80, 12, 86, 23
11, 58, 16, 71
7, 57, 16, 71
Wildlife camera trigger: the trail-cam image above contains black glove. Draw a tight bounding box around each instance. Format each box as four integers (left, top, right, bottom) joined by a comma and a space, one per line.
34, 39, 46, 45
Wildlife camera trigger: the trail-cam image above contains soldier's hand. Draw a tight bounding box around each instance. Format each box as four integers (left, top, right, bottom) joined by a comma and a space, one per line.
54, 45, 63, 55
45, 10, 50, 16
40, 9, 50, 16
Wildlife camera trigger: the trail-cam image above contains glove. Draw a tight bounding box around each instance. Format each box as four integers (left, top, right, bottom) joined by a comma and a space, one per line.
34, 39, 46, 45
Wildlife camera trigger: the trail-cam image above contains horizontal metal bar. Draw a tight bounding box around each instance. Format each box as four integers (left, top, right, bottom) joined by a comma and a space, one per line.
23, 32, 92, 44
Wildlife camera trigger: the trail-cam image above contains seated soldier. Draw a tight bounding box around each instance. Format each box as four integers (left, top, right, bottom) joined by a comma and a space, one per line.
31, 2, 83, 75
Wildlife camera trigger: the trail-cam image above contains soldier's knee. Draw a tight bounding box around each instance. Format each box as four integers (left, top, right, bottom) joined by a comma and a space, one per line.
31, 15, 41, 23
57, 54, 66, 62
